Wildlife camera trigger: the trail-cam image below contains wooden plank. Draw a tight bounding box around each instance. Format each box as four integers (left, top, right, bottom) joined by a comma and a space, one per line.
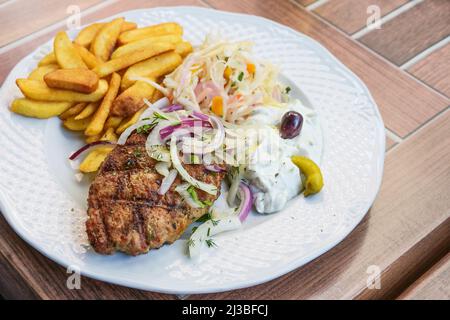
313, 0, 408, 34
408, 43, 450, 98
360, 0, 450, 66
0, 0, 103, 47
296, 0, 317, 6
398, 253, 450, 300
386, 136, 396, 151
203, 0, 449, 137
190, 108, 450, 299
0, 0, 208, 300
0, 0, 206, 86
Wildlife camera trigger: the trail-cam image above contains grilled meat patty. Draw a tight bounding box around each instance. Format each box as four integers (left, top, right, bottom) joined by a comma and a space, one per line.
86, 132, 225, 255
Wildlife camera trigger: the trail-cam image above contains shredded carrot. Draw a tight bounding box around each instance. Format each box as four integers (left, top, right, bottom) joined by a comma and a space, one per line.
223, 66, 232, 80
247, 63, 256, 74
211, 96, 223, 116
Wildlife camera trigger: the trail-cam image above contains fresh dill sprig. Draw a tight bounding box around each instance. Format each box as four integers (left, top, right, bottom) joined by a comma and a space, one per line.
205, 239, 217, 248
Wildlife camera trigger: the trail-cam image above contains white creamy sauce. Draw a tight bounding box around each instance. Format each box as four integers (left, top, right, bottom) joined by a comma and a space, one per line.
242, 99, 322, 213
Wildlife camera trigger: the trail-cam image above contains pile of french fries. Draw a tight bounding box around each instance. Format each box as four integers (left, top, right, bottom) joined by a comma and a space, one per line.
11, 18, 192, 173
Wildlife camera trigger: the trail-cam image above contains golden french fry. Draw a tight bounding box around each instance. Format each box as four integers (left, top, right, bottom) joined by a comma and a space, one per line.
85, 73, 121, 136
38, 52, 57, 66
59, 102, 87, 120
121, 51, 182, 89
118, 22, 183, 45
16, 79, 108, 102
151, 88, 165, 103
105, 115, 123, 129
175, 41, 193, 57
116, 106, 147, 134
63, 115, 93, 131
79, 146, 114, 173
101, 127, 118, 142
74, 23, 104, 48
111, 34, 182, 59
10, 98, 72, 118
28, 64, 59, 81
85, 133, 101, 144
54, 31, 87, 69
92, 42, 176, 78
74, 21, 137, 48
44, 68, 99, 93
112, 79, 155, 117
91, 17, 124, 61
74, 44, 101, 69
74, 101, 98, 120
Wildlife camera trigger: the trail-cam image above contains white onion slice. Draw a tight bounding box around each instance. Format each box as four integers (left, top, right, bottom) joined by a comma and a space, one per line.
155, 162, 170, 177
117, 119, 155, 145
175, 183, 202, 208
170, 136, 218, 195
181, 116, 225, 154
138, 97, 170, 121
158, 169, 177, 195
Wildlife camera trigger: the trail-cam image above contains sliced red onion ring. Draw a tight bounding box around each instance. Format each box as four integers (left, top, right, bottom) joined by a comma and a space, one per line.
204, 164, 226, 172
69, 141, 115, 160
192, 111, 209, 121
161, 104, 183, 112
158, 169, 177, 195
237, 182, 253, 222
159, 119, 212, 140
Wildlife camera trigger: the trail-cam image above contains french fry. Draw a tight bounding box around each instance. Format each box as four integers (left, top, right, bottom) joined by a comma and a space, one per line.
74, 23, 104, 47
105, 115, 123, 129
112, 79, 155, 117
101, 127, 118, 142
63, 115, 93, 131
151, 88, 165, 103
85, 73, 121, 136
16, 79, 108, 102
85, 134, 101, 144
28, 64, 59, 81
74, 44, 101, 69
74, 101, 98, 120
38, 52, 57, 66
121, 51, 182, 90
175, 41, 193, 57
79, 145, 114, 173
54, 31, 87, 69
118, 22, 183, 45
59, 102, 87, 120
91, 17, 124, 61
121, 21, 137, 32
116, 106, 147, 134
44, 68, 99, 93
111, 34, 182, 59
10, 98, 72, 118
92, 42, 176, 78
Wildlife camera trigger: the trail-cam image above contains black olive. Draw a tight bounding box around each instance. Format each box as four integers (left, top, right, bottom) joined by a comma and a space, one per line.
280, 111, 303, 139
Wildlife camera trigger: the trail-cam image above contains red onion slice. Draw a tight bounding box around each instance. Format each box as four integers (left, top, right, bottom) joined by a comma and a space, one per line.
69, 141, 115, 160
237, 182, 253, 222
204, 164, 226, 172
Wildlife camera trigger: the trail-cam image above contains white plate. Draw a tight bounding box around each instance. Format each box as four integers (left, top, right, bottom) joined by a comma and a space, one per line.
0, 7, 385, 294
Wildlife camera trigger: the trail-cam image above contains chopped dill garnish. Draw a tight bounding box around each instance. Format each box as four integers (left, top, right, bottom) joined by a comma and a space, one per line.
187, 239, 195, 247
205, 239, 217, 248
285, 86, 291, 94
238, 72, 244, 81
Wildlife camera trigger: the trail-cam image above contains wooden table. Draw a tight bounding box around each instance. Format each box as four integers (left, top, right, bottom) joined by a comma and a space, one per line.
0, 0, 449, 300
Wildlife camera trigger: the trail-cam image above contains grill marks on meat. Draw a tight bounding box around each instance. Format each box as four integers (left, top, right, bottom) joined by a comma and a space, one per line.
86, 132, 225, 255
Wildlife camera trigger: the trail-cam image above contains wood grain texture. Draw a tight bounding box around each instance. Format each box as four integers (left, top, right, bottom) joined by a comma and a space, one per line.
204, 0, 449, 137
314, 0, 408, 34
296, 0, 317, 6
360, 0, 450, 66
386, 136, 396, 151
398, 253, 450, 300
408, 43, 450, 98
0, 0, 207, 300
190, 108, 450, 299
0, 214, 176, 299
0, 0, 103, 47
